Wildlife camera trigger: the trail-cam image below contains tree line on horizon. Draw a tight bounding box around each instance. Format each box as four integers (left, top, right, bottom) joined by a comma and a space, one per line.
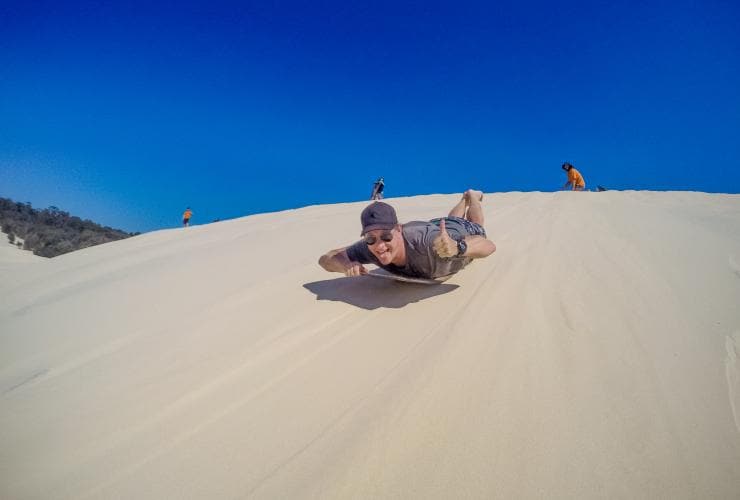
0, 196, 138, 258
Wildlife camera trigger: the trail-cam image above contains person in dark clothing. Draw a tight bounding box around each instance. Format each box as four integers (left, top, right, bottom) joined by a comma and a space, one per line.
370, 177, 385, 200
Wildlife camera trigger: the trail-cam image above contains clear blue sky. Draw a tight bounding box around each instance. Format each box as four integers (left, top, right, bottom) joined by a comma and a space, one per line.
1, 0, 739, 232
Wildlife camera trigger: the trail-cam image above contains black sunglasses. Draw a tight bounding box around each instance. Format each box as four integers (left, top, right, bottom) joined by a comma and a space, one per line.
364, 231, 394, 246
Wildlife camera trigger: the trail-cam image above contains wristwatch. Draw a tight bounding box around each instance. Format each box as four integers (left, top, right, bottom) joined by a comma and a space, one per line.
455, 238, 468, 257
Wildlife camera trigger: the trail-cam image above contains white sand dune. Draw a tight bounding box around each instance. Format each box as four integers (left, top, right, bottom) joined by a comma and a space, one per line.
0, 228, 39, 270
1, 191, 740, 499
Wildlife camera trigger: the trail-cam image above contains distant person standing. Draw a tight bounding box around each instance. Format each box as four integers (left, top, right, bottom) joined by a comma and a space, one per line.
182, 207, 193, 227
371, 177, 385, 200
562, 163, 586, 191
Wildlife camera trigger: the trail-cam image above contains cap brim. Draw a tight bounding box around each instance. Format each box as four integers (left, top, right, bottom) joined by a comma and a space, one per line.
361, 223, 396, 236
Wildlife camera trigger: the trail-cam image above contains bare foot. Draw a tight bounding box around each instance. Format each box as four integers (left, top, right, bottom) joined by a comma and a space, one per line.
464, 189, 484, 202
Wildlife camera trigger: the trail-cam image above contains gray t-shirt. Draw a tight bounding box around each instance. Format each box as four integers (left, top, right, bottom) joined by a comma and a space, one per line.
346, 220, 473, 279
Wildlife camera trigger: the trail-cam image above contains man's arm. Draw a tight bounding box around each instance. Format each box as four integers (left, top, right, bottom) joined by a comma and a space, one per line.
461, 235, 496, 259
432, 220, 496, 260
318, 247, 368, 276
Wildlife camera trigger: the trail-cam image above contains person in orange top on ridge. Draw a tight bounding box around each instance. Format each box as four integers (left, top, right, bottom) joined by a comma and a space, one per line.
562, 162, 586, 191
182, 207, 193, 227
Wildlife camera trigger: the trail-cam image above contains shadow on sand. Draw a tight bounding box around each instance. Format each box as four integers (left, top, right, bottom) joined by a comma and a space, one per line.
303, 276, 458, 310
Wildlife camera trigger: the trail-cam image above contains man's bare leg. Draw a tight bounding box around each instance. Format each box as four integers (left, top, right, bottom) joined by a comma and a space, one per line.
448, 195, 468, 218
463, 189, 485, 225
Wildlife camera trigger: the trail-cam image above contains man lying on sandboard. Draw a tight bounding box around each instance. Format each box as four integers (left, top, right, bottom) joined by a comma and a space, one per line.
319, 189, 496, 283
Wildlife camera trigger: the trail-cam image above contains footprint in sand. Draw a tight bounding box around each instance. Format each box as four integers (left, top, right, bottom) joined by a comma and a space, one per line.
723, 256, 740, 433
730, 255, 740, 278
726, 331, 740, 434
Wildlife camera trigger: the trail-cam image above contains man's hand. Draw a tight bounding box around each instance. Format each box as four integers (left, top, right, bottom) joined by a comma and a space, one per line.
344, 262, 368, 277
433, 219, 459, 258
319, 248, 367, 276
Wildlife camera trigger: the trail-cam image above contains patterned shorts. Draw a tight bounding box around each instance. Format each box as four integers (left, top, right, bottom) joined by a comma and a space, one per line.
430, 216, 487, 237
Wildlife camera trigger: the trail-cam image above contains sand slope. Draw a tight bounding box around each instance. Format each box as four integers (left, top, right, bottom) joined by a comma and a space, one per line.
0, 228, 39, 270
1, 191, 739, 499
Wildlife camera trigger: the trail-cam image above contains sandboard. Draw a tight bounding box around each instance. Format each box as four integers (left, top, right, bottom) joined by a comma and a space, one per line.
368, 268, 451, 285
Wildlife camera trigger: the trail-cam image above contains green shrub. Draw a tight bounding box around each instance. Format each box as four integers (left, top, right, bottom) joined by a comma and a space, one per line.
1, 196, 134, 257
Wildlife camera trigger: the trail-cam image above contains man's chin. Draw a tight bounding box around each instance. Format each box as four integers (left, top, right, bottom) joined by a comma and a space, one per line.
376, 253, 393, 265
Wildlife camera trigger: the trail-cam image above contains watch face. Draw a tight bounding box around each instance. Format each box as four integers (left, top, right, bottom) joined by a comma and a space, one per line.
457, 239, 467, 256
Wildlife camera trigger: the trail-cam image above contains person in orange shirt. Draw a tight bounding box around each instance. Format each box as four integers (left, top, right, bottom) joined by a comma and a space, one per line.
182, 207, 193, 227
562, 163, 586, 191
